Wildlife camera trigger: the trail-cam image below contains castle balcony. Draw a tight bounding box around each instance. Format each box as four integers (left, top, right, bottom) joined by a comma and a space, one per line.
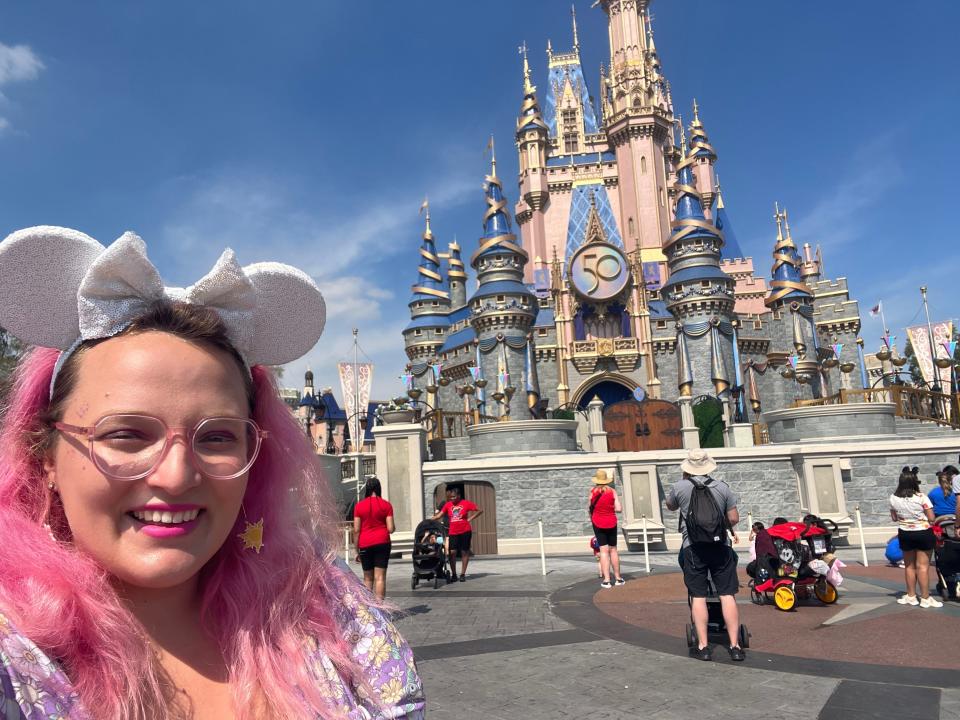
570, 336, 642, 373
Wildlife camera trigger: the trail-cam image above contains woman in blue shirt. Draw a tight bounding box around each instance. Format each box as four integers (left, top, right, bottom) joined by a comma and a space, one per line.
928, 470, 956, 517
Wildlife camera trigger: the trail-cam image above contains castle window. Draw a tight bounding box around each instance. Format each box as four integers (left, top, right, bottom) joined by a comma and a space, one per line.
641, 156, 647, 174
432, 301, 439, 307
656, 320, 667, 329
497, 295, 505, 303
753, 319, 763, 330
414, 329, 422, 336
436, 329, 444, 335
700, 281, 711, 288
416, 302, 423, 308
538, 328, 548, 336
561, 109, 579, 154
659, 188, 665, 206
628, 218, 635, 237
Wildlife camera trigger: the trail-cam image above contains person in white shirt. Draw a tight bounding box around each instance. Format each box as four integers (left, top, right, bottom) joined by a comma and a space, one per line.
889, 466, 941, 608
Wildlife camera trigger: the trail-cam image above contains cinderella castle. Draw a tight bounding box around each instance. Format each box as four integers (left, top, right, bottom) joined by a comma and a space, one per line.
400, 0, 865, 451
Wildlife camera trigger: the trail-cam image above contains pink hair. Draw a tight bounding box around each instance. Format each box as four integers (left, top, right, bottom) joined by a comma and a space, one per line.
0, 348, 376, 719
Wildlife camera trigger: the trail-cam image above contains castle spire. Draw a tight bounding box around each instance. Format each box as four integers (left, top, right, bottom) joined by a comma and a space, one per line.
571, 4, 580, 54
765, 203, 813, 308
714, 175, 745, 262
687, 99, 718, 211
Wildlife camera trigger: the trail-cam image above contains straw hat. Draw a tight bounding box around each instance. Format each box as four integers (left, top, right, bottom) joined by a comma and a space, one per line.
680, 449, 717, 476
591, 469, 614, 485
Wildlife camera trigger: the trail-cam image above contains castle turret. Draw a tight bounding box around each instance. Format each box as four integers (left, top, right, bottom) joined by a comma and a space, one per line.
596, 0, 675, 263
688, 100, 718, 216
515, 42, 551, 278
469, 142, 538, 419
765, 204, 813, 310
403, 206, 450, 362
662, 140, 736, 398
446, 239, 467, 309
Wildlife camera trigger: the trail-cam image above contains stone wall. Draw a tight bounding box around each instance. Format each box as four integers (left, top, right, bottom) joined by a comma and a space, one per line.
763, 404, 897, 443
468, 419, 579, 456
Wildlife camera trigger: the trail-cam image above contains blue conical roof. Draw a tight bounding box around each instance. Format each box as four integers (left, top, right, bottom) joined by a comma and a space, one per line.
409, 219, 450, 305
715, 195, 744, 261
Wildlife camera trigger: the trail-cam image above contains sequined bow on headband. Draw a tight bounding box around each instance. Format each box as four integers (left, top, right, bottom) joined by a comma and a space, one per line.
0, 225, 326, 368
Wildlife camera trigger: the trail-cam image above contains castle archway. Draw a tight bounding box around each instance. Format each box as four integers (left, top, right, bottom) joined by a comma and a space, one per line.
572, 373, 637, 409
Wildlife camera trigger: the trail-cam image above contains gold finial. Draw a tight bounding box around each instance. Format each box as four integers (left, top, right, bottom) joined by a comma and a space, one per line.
715, 174, 725, 209
782, 207, 792, 238
676, 115, 686, 153
419, 197, 431, 234
692, 98, 701, 125
547, 38, 553, 60
774, 202, 784, 242
519, 42, 533, 93
571, 4, 580, 52
645, 7, 657, 51
485, 134, 497, 176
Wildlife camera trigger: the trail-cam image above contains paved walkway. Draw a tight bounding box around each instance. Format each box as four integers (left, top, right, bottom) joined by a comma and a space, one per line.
362, 549, 960, 720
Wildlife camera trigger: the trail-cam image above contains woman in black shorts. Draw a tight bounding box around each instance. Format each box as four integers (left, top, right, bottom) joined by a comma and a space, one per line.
353, 477, 395, 599
589, 470, 624, 589
889, 467, 941, 608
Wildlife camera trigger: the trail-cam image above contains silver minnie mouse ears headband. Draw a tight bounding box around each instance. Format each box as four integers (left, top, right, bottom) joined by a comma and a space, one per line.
0, 225, 326, 382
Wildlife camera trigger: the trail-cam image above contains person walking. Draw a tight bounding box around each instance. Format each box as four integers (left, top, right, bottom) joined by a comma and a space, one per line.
589, 470, 625, 588
890, 466, 942, 608
353, 476, 396, 600
665, 449, 745, 662
433, 487, 481, 582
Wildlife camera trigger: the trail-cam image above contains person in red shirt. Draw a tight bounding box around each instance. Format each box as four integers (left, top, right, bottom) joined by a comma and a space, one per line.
432, 487, 482, 582
352, 477, 395, 599
589, 469, 624, 589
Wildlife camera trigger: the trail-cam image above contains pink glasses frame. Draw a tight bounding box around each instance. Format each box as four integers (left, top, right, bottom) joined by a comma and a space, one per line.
53, 414, 270, 481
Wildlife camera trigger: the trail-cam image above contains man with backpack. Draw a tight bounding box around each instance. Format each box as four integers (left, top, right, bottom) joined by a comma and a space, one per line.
665, 449, 745, 662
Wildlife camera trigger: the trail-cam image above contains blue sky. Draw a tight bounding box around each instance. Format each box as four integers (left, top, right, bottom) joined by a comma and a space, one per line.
2, 1, 958, 399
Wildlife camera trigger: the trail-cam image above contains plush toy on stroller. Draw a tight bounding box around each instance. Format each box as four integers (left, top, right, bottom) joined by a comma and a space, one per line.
747, 517, 840, 611
411, 519, 449, 590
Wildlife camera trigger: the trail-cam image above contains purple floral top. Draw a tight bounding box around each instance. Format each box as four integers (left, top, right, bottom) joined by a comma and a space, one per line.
0, 566, 425, 719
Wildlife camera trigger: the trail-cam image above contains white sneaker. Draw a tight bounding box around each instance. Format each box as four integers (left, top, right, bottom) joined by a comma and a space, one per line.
600, 581, 612, 589
920, 596, 943, 609
897, 594, 919, 605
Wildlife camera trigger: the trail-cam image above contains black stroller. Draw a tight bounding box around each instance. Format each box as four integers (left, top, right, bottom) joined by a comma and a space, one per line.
411, 519, 448, 590
934, 517, 959, 601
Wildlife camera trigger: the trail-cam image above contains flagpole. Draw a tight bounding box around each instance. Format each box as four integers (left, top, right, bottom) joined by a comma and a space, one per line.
879, 302, 889, 342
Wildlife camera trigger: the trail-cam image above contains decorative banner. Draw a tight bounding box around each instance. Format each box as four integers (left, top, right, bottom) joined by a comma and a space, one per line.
399, 373, 413, 389
881, 336, 891, 350
789, 355, 799, 368
944, 341, 958, 359
906, 322, 953, 390
469, 366, 481, 382
831, 343, 843, 358
339, 361, 375, 426
430, 363, 443, 380
642, 262, 663, 291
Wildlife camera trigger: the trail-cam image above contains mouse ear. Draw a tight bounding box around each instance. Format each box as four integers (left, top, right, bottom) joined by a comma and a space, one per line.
241, 261, 326, 366
0, 226, 105, 349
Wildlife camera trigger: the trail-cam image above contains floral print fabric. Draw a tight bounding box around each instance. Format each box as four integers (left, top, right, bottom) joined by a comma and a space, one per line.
0, 566, 425, 719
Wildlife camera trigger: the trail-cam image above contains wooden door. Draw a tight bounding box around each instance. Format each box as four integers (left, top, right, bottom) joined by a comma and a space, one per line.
434, 481, 498, 555
603, 399, 682, 452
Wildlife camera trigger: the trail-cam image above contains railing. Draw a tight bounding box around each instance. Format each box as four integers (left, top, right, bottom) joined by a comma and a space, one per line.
427, 410, 498, 440
790, 386, 960, 429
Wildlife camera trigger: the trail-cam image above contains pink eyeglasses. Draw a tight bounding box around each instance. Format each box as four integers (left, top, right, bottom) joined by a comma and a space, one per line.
54, 414, 269, 481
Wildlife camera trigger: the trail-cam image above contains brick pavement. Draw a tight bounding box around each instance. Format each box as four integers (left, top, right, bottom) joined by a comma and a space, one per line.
350, 549, 958, 719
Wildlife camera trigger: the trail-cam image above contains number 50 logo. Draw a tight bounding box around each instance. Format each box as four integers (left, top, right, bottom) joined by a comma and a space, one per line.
569, 243, 630, 301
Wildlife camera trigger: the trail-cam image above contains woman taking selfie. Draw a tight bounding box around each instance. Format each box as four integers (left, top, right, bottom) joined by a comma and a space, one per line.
0, 227, 425, 718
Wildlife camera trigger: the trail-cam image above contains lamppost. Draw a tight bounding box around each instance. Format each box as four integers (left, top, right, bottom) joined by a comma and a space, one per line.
298, 392, 325, 449
344, 409, 370, 503
456, 374, 489, 425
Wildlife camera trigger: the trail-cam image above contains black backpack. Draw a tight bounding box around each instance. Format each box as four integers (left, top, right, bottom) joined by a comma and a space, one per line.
682, 477, 728, 545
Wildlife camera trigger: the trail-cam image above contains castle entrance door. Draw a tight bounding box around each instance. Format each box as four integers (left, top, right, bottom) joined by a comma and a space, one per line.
433, 481, 498, 556
603, 399, 682, 452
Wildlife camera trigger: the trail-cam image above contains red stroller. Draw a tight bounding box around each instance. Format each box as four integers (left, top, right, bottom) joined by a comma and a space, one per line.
748, 520, 839, 611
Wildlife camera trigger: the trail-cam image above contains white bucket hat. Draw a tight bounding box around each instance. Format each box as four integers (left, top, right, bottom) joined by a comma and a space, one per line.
680, 449, 717, 476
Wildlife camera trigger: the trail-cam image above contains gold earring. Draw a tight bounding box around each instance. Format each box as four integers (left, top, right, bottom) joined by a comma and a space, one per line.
47, 481, 56, 492
237, 506, 264, 553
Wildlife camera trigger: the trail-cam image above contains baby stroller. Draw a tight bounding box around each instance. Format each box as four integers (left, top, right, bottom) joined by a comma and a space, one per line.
748, 519, 839, 611
934, 517, 959, 601
684, 575, 750, 651
411, 519, 448, 590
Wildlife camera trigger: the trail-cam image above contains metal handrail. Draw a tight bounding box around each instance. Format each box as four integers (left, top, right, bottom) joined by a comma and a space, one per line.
789, 385, 959, 429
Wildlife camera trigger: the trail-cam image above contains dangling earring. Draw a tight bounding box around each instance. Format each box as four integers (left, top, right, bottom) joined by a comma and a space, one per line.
43, 480, 58, 540
47, 481, 56, 492
237, 505, 264, 553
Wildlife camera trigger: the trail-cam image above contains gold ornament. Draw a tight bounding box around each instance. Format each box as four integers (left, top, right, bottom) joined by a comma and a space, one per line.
238, 518, 264, 553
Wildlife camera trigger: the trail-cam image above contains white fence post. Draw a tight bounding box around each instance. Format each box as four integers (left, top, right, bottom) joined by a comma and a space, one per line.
641, 514, 651, 574
344, 527, 351, 563
854, 505, 869, 567
538, 518, 547, 576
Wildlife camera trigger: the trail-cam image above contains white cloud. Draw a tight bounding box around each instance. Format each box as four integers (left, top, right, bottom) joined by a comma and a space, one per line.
0, 41, 44, 134
158, 164, 475, 398
792, 132, 902, 250
0, 42, 43, 86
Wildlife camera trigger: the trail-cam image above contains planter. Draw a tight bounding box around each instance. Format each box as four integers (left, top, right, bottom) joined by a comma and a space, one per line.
381, 409, 415, 424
